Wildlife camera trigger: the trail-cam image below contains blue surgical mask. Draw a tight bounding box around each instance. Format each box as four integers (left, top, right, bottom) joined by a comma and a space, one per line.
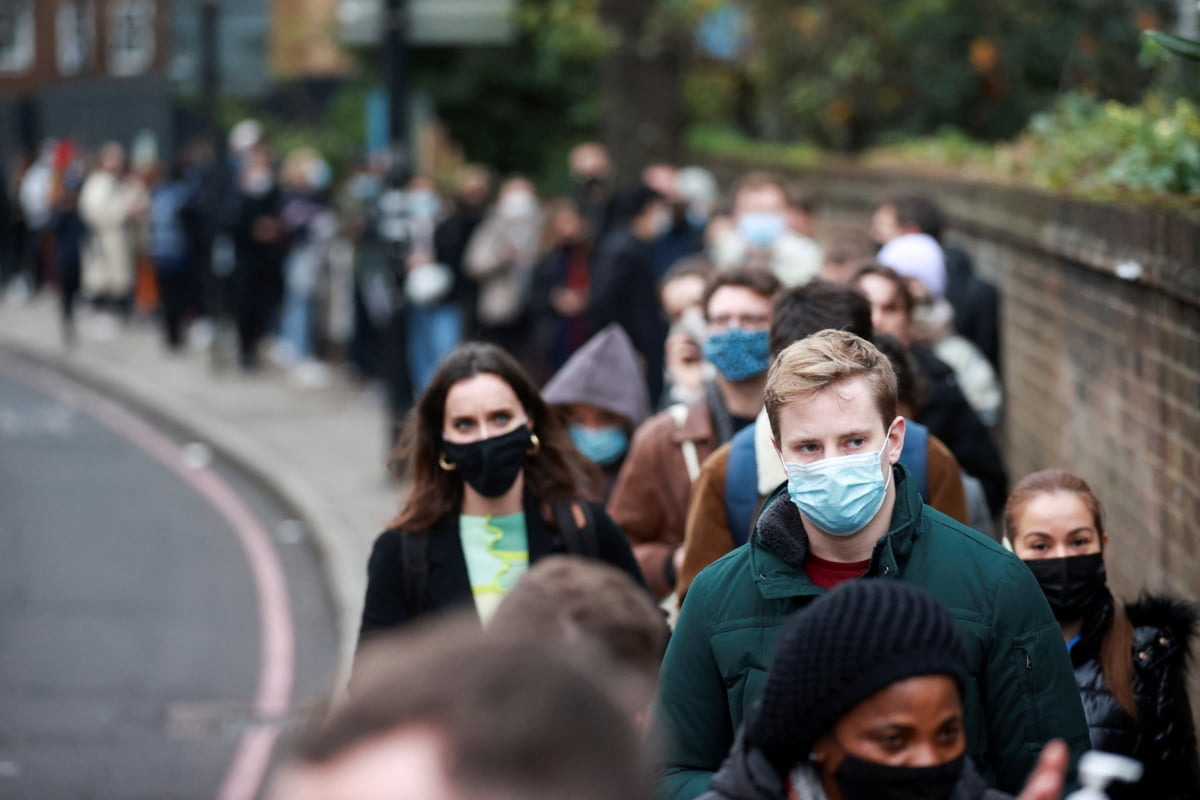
570, 425, 629, 466
783, 425, 895, 536
703, 328, 770, 382
737, 211, 786, 249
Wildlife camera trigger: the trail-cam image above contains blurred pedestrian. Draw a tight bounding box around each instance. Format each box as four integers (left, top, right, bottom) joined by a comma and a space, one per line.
278, 148, 337, 376
16, 141, 55, 299
818, 226, 876, 285
49, 172, 87, 346
542, 324, 652, 497
356, 343, 643, 645
491, 555, 669, 727
226, 144, 284, 370
1006, 470, 1200, 800
643, 162, 704, 280
569, 141, 615, 245
465, 177, 543, 360
530, 197, 593, 377
874, 234, 1002, 426
403, 175, 461, 394
655, 330, 1089, 799
147, 158, 198, 351
701, 580, 1070, 800
658, 257, 716, 407
873, 193, 1000, 370
852, 263, 1008, 514
276, 617, 651, 800
588, 183, 671, 404
710, 172, 822, 287
608, 267, 780, 598
434, 165, 492, 337
79, 142, 142, 330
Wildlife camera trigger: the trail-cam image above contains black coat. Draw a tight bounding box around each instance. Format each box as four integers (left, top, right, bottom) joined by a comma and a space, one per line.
589, 229, 667, 406
911, 345, 1008, 514
943, 245, 1000, 371
699, 727, 1011, 800
357, 495, 645, 645
1072, 592, 1200, 800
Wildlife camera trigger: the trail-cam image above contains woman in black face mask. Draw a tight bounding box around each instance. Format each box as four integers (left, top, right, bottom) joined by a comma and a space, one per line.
355, 342, 644, 651
700, 580, 1069, 800
1007, 469, 1200, 800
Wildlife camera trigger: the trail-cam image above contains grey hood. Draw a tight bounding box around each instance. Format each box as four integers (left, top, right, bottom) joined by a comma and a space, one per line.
541, 323, 651, 427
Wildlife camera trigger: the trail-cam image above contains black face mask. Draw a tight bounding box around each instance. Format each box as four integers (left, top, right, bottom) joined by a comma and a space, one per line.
442, 426, 531, 498
1022, 553, 1108, 621
833, 753, 965, 800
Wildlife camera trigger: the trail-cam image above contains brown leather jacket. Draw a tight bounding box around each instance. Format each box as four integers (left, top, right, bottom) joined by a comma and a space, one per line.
607, 397, 717, 597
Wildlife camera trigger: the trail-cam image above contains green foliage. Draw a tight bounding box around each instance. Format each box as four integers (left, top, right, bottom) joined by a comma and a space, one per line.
866, 93, 1200, 200
683, 0, 1175, 151
1144, 29, 1200, 62
684, 125, 822, 167
406, 0, 609, 188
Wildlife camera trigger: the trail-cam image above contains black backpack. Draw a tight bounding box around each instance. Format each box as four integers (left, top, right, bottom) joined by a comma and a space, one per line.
400, 500, 598, 614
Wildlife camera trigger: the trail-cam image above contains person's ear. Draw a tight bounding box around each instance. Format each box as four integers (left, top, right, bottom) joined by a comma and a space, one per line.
885, 416, 906, 465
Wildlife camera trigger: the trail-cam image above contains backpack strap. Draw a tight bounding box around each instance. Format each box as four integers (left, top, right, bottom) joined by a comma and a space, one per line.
667, 403, 701, 483
724, 425, 761, 546
552, 499, 599, 558
400, 530, 430, 615
898, 419, 930, 501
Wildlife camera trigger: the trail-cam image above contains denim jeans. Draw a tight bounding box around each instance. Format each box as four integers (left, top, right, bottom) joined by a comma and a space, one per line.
407, 303, 463, 394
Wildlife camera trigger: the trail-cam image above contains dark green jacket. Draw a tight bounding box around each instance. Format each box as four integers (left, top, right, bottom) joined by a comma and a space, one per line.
655, 466, 1090, 799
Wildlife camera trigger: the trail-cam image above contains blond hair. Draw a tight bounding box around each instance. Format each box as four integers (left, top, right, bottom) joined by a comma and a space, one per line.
764, 330, 897, 442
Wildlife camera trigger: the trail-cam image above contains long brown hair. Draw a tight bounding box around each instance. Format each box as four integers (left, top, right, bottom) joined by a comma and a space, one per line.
1004, 469, 1138, 719
389, 342, 600, 531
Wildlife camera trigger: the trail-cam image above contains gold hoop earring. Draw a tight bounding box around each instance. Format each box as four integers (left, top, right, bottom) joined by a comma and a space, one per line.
526, 433, 541, 456
438, 454, 457, 471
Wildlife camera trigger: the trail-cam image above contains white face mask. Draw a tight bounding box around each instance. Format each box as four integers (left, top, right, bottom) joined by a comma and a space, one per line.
498, 191, 537, 218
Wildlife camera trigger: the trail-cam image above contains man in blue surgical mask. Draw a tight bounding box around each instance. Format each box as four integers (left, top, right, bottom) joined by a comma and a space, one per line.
654, 330, 1090, 800
711, 172, 823, 287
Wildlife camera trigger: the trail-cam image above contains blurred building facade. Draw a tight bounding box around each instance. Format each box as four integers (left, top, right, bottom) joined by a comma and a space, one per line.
0, 0, 173, 159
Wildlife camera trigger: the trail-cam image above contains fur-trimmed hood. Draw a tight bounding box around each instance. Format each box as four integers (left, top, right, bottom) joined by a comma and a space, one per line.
1125, 592, 1199, 671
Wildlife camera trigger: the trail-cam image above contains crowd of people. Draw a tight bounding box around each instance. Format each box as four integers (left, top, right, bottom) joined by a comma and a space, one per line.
4, 131, 1198, 799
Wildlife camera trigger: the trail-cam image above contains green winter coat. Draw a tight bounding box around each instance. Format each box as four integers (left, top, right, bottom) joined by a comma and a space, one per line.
655, 465, 1090, 800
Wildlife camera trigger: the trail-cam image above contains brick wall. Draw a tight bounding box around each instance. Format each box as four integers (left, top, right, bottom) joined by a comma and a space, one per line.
706, 159, 1200, 604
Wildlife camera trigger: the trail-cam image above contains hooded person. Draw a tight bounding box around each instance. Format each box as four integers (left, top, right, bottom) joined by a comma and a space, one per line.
543, 324, 652, 498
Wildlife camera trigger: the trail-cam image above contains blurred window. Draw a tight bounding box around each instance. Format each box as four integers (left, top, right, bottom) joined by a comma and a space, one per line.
0, 0, 35, 74
107, 0, 155, 77
57, 0, 95, 76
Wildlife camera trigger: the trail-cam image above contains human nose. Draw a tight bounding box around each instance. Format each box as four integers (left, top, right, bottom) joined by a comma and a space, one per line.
906, 742, 942, 768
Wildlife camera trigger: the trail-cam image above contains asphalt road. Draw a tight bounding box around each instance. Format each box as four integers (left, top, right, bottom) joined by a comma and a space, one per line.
0, 352, 339, 800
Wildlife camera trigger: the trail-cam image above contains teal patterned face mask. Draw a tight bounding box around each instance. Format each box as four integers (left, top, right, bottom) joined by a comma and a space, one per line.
703, 328, 771, 382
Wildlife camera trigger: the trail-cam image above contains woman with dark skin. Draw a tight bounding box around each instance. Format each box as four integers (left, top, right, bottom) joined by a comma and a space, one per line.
699, 580, 1068, 800
356, 343, 644, 649
1007, 469, 1200, 800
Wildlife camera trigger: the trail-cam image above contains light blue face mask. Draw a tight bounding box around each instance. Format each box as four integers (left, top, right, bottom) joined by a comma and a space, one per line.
570, 425, 629, 467
783, 425, 895, 536
703, 328, 770, 382
737, 211, 786, 249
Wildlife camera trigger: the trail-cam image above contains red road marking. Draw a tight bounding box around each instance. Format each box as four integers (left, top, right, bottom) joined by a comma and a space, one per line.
1, 357, 295, 800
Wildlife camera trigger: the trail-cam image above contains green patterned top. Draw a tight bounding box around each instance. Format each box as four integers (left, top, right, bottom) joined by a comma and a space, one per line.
459, 512, 529, 623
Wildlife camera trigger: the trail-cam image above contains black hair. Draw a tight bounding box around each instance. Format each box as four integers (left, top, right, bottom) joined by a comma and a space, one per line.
769, 280, 873, 356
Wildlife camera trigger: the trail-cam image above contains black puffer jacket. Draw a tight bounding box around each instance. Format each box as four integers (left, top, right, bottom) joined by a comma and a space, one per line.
1072, 592, 1200, 800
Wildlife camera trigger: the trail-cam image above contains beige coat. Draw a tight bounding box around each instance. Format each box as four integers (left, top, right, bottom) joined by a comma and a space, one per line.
79, 171, 140, 297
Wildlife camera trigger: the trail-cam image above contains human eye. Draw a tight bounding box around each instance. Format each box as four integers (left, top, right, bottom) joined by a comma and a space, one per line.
453, 418, 475, 432
798, 443, 820, 454
875, 730, 908, 752
936, 722, 962, 745
847, 437, 866, 449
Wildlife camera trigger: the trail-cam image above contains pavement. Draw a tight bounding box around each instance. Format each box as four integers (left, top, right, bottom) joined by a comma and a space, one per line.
0, 296, 399, 683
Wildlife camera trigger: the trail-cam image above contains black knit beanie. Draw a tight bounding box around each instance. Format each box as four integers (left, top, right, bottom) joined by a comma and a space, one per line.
747, 579, 969, 773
